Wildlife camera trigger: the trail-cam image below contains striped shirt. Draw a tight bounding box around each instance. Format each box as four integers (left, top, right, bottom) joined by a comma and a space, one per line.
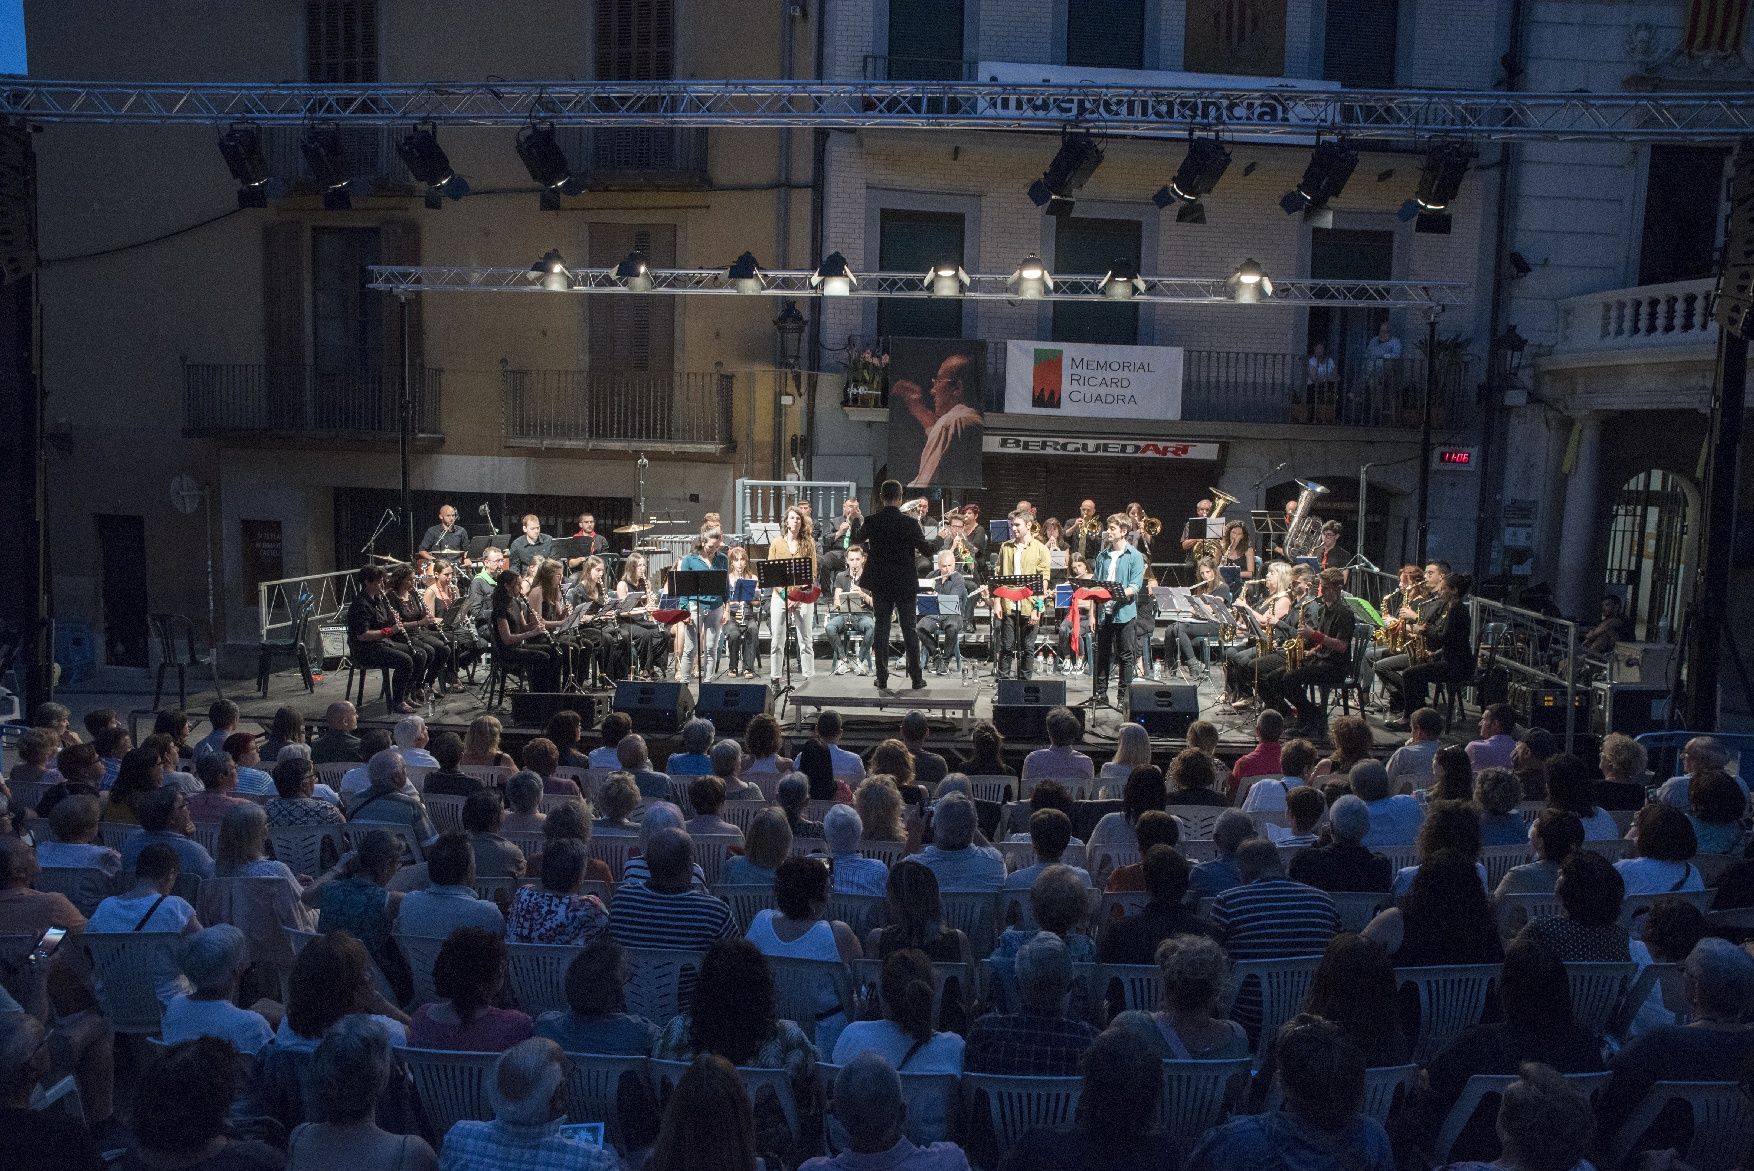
606, 883, 738, 950
1211, 877, 1338, 1035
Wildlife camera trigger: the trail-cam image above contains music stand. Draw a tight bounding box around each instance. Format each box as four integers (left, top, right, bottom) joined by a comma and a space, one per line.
757, 556, 815, 703
669, 568, 730, 694
466, 535, 494, 561
1251, 511, 1282, 557
991, 573, 1045, 681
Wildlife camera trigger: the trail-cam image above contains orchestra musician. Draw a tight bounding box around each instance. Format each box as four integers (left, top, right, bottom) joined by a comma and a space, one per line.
919, 549, 977, 677
466, 547, 506, 645
1218, 521, 1256, 581
1360, 563, 1425, 698
1092, 514, 1145, 706
566, 513, 610, 574
1068, 499, 1103, 564
1179, 498, 1215, 562
571, 555, 628, 684
1041, 519, 1070, 580
1378, 571, 1475, 727
508, 514, 556, 574
423, 561, 478, 681
1263, 568, 1358, 734
825, 545, 876, 676
677, 527, 729, 681
387, 565, 450, 700
959, 503, 989, 566
1315, 520, 1351, 584
416, 504, 470, 571
721, 546, 762, 680
346, 564, 420, 714
616, 553, 668, 680
490, 568, 561, 691
1132, 569, 1160, 680
1124, 502, 1153, 561
1167, 556, 1232, 676
528, 560, 577, 684
1056, 553, 1095, 674
767, 504, 820, 680
822, 497, 865, 583
1222, 561, 1295, 706
1269, 498, 1306, 560
995, 511, 1051, 680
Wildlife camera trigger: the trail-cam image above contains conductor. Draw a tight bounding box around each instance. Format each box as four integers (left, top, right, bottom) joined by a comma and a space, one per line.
861, 479, 936, 690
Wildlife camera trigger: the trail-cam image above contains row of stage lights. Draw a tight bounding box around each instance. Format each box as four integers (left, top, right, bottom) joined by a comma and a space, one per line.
527, 248, 1278, 303
218, 118, 1475, 231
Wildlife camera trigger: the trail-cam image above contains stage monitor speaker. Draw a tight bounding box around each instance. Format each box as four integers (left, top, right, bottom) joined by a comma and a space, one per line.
1510, 683, 1593, 736
612, 681, 695, 734
696, 682, 773, 737
510, 692, 605, 729
1593, 682, 1672, 737
994, 679, 1074, 740
1127, 681, 1200, 737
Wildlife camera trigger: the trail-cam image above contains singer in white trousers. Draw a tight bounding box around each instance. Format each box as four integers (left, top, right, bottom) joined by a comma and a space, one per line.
769, 592, 817, 679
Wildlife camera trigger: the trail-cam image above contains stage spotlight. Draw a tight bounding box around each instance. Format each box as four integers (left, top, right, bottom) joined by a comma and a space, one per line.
1027, 132, 1104, 218
397, 122, 469, 209
1399, 141, 1473, 232
218, 122, 271, 209
1007, 254, 1053, 300
300, 122, 351, 210
810, 252, 857, 296
1227, 258, 1274, 304
1100, 259, 1146, 300
1280, 139, 1359, 216
529, 249, 571, 292
516, 121, 582, 210
926, 261, 969, 297
615, 251, 653, 292
1152, 137, 1231, 224
727, 251, 767, 294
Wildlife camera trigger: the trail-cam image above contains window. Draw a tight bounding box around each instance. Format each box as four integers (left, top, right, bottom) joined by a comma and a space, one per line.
877, 209, 966, 340
1052, 217, 1141, 345
597, 0, 675, 79
1638, 145, 1728, 285
311, 228, 383, 376
591, 0, 695, 177
887, 0, 965, 80
1307, 227, 1394, 378
1068, 0, 1145, 69
305, 1, 378, 83
1323, 0, 1397, 87
588, 223, 677, 373
1184, 0, 1286, 77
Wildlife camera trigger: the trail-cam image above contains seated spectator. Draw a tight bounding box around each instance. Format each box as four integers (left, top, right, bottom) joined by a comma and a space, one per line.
1267, 786, 1327, 849
1629, 899, 1711, 1033
161, 923, 273, 1055
529, 801, 613, 885
993, 864, 1094, 962
1003, 781, 1083, 846
808, 1054, 972, 1171
86, 842, 201, 1003
795, 740, 845, 804
1516, 849, 1631, 962
712, 739, 764, 801
36, 793, 121, 877
258, 706, 306, 764
743, 714, 794, 779
1494, 809, 1583, 902
440, 1038, 618, 1171
101, 745, 163, 825
463, 788, 526, 880
917, 795, 1004, 891
544, 710, 591, 770
265, 757, 345, 829
684, 777, 742, 841
964, 934, 1096, 1075
1168, 745, 1228, 807
747, 856, 862, 1050
34, 742, 103, 821
832, 948, 965, 1081
0, 1013, 106, 1171
1189, 810, 1256, 900
1096, 722, 1153, 797
900, 711, 949, 791
824, 803, 888, 896
309, 701, 361, 765
145, 731, 202, 797
94, 724, 132, 792
1595, 732, 1650, 811
607, 829, 737, 950
778, 774, 824, 840
392, 715, 439, 771
216, 801, 300, 885
1229, 710, 1286, 802
1391, 799, 1485, 898
337, 731, 396, 800
1363, 849, 1503, 967
344, 750, 436, 845
1688, 766, 1748, 856
1299, 934, 1408, 1067
1211, 839, 1340, 1039
399, 832, 504, 936
506, 839, 609, 946
1098, 845, 1220, 964
1413, 938, 1607, 1162
1511, 728, 1558, 803
0, 835, 86, 941
1445, 1062, 1596, 1171
1466, 703, 1519, 775
1239, 738, 1319, 814
664, 717, 715, 778
856, 776, 908, 844
1544, 753, 1621, 841
301, 828, 410, 1004
1003, 1022, 1182, 1171
120, 1037, 282, 1171
459, 714, 515, 769
1385, 708, 1444, 793
534, 937, 660, 1054
721, 808, 792, 887
1311, 717, 1374, 782
1351, 760, 1423, 848
1657, 735, 1747, 807
1187, 1015, 1395, 1171
1288, 795, 1392, 893
615, 734, 668, 802
1019, 708, 1095, 792
818, 710, 868, 782
6, 727, 58, 795
648, 1054, 761, 1171
1144, 934, 1247, 1058
1429, 744, 1477, 803
225, 732, 275, 800
187, 751, 253, 825
421, 731, 482, 797
121, 787, 215, 883
868, 741, 921, 807
287, 1016, 439, 1171
521, 737, 580, 799
875, 860, 973, 965
1616, 803, 1705, 894
1009, 808, 1094, 891
501, 770, 547, 834
409, 926, 533, 1051
593, 772, 643, 840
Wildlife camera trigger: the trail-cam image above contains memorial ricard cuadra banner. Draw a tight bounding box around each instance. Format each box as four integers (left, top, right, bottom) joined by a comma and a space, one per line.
1004, 340, 1185, 421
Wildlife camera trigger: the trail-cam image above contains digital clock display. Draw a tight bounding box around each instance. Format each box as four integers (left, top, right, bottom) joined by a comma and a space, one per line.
1438, 450, 1472, 464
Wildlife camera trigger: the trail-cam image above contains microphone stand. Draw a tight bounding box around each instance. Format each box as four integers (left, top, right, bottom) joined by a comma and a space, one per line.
362, 509, 396, 558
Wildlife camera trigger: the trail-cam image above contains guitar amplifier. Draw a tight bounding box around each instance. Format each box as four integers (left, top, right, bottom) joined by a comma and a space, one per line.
612, 681, 696, 734
1509, 682, 1593, 736
695, 682, 773, 737
1127, 681, 1200, 737
994, 679, 1074, 740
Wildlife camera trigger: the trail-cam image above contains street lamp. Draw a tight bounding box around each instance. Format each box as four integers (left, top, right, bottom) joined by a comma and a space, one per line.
773, 300, 806, 369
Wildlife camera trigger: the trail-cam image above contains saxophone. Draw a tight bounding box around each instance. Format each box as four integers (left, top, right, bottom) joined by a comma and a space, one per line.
1283, 479, 1330, 559
1279, 596, 1310, 670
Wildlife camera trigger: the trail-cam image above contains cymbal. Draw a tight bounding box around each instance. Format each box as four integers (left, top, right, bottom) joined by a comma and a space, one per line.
634, 544, 662, 553
613, 521, 655, 534
369, 553, 408, 564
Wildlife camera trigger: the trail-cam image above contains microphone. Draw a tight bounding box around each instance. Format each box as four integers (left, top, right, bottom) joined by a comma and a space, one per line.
478, 503, 490, 518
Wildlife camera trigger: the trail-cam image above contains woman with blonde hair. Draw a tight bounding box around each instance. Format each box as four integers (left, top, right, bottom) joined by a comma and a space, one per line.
1099, 723, 1154, 797
1184, 719, 1231, 798
460, 715, 514, 768
1595, 731, 1650, 811
1148, 934, 1247, 1058
214, 801, 314, 933
855, 776, 907, 843
592, 772, 642, 839
867, 739, 916, 793
1224, 560, 1295, 705
721, 808, 793, 886
766, 504, 819, 681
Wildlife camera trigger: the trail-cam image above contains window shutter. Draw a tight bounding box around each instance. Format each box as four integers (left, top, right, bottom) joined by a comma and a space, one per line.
887, 0, 965, 79
263, 221, 305, 428
1066, 0, 1145, 69
1051, 217, 1141, 345
877, 209, 966, 339
1322, 0, 1397, 87
596, 0, 675, 79
306, 0, 379, 83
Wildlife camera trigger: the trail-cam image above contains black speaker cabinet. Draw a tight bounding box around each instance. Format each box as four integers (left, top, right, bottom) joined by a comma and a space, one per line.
1127, 681, 1200, 737
696, 681, 773, 737
612, 681, 695, 734
994, 678, 1075, 740
510, 692, 605, 728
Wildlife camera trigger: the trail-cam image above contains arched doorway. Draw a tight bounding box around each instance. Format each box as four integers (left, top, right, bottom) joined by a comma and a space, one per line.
1604, 469, 1697, 642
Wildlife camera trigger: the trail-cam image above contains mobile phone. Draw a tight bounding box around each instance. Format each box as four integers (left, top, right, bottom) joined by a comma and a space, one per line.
31, 926, 66, 963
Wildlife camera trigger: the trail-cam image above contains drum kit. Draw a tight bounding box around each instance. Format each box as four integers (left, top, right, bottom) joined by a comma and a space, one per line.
613, 515, 693, 574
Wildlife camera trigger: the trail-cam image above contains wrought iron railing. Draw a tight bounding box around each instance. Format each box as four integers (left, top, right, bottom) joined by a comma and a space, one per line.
183, 364, 443, 436
554, 126, 711, 187
502, 368, 735, 449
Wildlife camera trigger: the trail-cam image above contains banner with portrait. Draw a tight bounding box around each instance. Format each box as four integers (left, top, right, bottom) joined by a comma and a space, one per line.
884, 336, 987, 490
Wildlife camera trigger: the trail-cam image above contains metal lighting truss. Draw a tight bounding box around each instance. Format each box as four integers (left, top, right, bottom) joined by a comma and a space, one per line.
5, 78, 1754, 142
366, 264, 1465, 307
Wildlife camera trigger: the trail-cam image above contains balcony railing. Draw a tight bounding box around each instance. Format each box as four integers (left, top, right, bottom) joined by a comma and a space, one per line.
503, 368, 735, 450
556, 126, 711, 189
183, 364, 443, 437
1553, 277, 1718, 355
842, 338, 1467, 429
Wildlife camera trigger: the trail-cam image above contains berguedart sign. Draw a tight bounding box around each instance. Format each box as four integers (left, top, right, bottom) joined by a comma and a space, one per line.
982, 434, 1220, 460
1004, 340, 1185, 420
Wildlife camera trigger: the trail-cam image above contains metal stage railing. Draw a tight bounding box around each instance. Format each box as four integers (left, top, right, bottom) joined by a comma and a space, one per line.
257, 568, 361, 645
735, 479, 860, 542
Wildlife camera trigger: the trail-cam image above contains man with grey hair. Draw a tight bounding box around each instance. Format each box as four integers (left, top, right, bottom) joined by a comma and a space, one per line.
667, 718, 717, 776
393, 715, 438, 770
440, 1037, 619, 1171
964, 933, 1097, 1074
1289, 795, 1393, 893
803, 1053, 972, 1171
345, 748, 436, 845
918, 794, 1005, 891
607, 828, 737, 950
618, 802, 708, 889
310, 700, 361, 764
778, 774, 826, 839
1190, 809, 1256, 899
824, 804, 888, 896
616, 734, 672, 802
710, 739, 762, 800
160, 923, 273, 1054
1656, 735, 1748, 809
1350, 759, 1422, 847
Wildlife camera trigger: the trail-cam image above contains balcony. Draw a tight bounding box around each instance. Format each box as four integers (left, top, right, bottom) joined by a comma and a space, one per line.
183, 364, 443, 438
503, 368, 735, 452
1553, 278, 1718, 356
557, 127, 711, 190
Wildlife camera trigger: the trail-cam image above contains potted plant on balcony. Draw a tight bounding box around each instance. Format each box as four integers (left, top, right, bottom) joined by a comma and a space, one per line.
844, 345, 889, 407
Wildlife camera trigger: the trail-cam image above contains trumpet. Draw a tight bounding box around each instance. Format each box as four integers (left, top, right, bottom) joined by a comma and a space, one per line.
1071, 516, 1103, 539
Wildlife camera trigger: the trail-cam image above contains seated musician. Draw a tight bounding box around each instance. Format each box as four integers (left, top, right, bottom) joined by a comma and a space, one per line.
824, 545, 877, 677
1371, 560, 1447, 713
1217, 521, 1255, 581
571, 555, 628, 684
1261, 568, 1358, 736
919, 549, 977, 677
1168, 556, 1231, 677
489, 569, 560, 691
1380, 572, 1474, 730
616, 553, 668, 681
1056, 554, 1095, 674
1132, 569, 1160, 681
1360, 564, 1425, 699
721, 546, 762, 680
995, 511, 1051, 680
387, 564, 449, 700
346, 564, 420, 714
417, 503, 469, 571
1222, 561, 1295, 707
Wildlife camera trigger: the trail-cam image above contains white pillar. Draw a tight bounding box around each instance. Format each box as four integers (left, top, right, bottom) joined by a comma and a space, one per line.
1556, 412, 1604, 619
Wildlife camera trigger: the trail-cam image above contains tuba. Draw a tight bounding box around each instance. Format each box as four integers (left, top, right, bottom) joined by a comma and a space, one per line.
1283, 479, 1329, 559
1192, 487, 1241, 561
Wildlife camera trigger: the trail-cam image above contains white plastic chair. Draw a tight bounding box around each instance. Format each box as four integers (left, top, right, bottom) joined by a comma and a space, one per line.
313, 761, 354, 789
1166, 806, 1224, 838
711, 884, 777, 931
83, 931, 181, 1034
1580, 837, 1630, 862
590, 838, 637, 882
765, 955, 856, 1032
724, 803, 768, 835
1360, 1063, 1418, 1124
562, 1052, 650, 1152
1564, 961, 1637, 1034
1088, 847, 1140, 888
394, 1046, 496, 1138
825, 891, 885, 936
1158, 1057, 1252, 1152
342, 821, 425, 863
504, 829, 546, 858
395, 933, 447, 1005
1396, 964, 1500, 1062
1375, 843, 1421, 873
819, 1063, 962, 1147
1621, 889, 1716, 930
32, 865, 113, 917
267, 825, 341, 878
940, 891, 1000, 958
507, 942, 582, 1015
458, 764, 513, 786
1600, 1080, 1754, 1171
1092, 963, 1160, 1017
860, 840, 911, 867
965, 775, 1016, 805
963, 1072, 1083, 1156
1495, 892, 1563, 938
96, 822, 134, 851
1481, 844, 1532, 889
623, 946, 709, 1024
1432, 1071, 1609, 1166
690, 833, 743, 887
1097, 890, 1149, 924
1330, 891, 1390, 933
1220, 955, 1324, 1054
424, 793, 467, 833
